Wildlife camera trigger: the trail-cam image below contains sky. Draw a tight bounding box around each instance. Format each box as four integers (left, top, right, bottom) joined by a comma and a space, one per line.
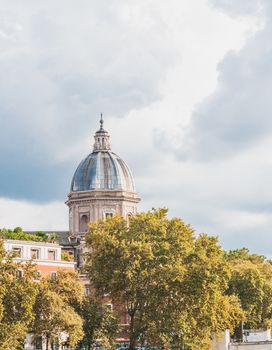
0, 0, 272, 255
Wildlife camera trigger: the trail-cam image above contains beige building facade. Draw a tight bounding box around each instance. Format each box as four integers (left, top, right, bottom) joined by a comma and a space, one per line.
4, 239, 75, 278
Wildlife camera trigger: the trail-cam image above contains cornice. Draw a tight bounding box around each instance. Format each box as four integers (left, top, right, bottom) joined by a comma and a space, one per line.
65, 190, 140, 206
66, 197, 140, 207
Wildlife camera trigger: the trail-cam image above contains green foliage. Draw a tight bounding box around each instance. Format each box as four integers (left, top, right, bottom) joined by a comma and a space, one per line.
61, 251, 74, 261
45, 270, 85, 308
32, 271, 85, 349
0, 228, 58, 243
226, 248, 272, 330
13, 227, 23, 233
226, 248, 266, 264
6, 213, 272, 349
0, 240, 85, 349
33, 286, 83, 349
85, 208, 243, 350
0, 240, 39, 350
44, 271, 118, 349
78, 297, 118, 350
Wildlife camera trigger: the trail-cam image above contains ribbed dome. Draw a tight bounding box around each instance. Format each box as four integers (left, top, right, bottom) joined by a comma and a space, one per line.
71, 151, 136, 192
71, 116, 136, 193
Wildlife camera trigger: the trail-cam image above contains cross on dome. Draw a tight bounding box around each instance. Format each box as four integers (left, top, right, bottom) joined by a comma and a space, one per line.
100, 113, 104, 131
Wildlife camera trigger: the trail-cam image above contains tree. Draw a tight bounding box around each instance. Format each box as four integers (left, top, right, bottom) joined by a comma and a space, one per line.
85, 209, 242, 350
33, 286, 83, 350
0, 241, 86, 350
226, 248, 272, 331
170, 235, 243, 349
47, 271, 118, 350
0, 240, 39, 350
79, 296, 118, 350
45, 269, 85, 308
13, 227, 23, 233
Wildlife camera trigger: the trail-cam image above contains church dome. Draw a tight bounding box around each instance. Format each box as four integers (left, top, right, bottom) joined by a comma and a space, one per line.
71, 151, 136, 192
71, 116, 136, 193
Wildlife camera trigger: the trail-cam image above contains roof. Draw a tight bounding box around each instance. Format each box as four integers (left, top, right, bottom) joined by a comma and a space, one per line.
70, 151, 136, 193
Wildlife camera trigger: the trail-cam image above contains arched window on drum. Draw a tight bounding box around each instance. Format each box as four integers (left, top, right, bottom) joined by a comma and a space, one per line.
80, 214, 89, 232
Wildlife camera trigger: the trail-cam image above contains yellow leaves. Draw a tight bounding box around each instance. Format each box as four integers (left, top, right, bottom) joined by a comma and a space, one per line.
85, 208, 243, 350
0, 323, 28, 350
45, 269, 85, 306
33, 278, 84, 347
0, 239, 85, 348
226, 249, 272, 329
0, 239, 39, 348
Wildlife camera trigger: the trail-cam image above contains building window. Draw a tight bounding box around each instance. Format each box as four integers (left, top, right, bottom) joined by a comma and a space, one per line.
12, 247, 22, 258
85, 287, 91, 296
80, 214, 89, 232
48, 250, 56, 261
15, 270, 23, 278
103, 209, 115, 220
30, 248, 40, 260
50, 272, 57, 280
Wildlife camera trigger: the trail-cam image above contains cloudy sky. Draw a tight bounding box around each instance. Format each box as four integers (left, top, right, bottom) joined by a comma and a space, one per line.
1, 0, 271, 255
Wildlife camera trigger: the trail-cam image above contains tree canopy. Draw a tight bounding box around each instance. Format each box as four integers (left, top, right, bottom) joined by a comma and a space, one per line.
0, 238, 118, 350
226, 248, 272, 331
2, 210, 272, 349
85, 208, 243, 350
0, 240, 39, 350
78, 297, 118, 350
0, 227, 58, 243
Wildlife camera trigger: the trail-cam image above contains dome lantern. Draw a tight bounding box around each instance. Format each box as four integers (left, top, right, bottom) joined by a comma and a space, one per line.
93, 113, 111, 151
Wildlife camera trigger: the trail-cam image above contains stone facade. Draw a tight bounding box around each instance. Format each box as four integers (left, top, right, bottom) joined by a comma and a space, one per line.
66, 189, 139, 236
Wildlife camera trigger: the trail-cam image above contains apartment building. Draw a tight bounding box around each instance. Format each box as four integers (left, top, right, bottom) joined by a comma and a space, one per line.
4, 239, 76, 277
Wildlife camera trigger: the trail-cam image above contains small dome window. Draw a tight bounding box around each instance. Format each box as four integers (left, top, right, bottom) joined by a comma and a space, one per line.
104, 209, 115, 220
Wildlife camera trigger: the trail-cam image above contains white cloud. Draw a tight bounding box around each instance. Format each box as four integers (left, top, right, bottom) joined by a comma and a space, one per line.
158, 1, 269, 161
0, 0, 177, 200
0, 198, 67, 231
1, 0, 271, 255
